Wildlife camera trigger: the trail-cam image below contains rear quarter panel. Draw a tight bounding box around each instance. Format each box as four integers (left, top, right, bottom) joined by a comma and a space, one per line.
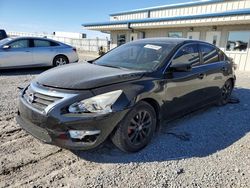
54, 46, 78, 63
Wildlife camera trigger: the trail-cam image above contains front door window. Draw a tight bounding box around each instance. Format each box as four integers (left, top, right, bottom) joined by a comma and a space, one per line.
172, 44, 200, 66
9, 39, 29, 49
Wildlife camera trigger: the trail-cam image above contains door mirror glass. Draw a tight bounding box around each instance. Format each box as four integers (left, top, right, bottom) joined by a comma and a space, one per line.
3, 45, 10, 49
170, 63, 192, 72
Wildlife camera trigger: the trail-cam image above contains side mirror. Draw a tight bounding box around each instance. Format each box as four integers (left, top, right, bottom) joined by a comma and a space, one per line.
3, 45, 10, 49
87, 58, 97, 64
170, 63, 192, 72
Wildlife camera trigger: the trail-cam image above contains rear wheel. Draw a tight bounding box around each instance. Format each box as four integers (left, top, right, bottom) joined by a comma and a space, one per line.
218, 80, 233, 106
53, 55, 69, 67
111, 101, 157, 152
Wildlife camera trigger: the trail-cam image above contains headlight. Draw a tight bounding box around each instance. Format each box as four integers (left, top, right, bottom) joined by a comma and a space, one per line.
68, 90, 122, 114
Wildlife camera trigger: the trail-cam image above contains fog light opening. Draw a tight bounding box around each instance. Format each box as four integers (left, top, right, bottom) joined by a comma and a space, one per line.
58, 133, 68, 140
69, 130, 100, 143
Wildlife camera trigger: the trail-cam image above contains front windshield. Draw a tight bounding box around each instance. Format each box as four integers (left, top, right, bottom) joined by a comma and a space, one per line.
0, 38, 13, 46
94, 42, 176, 71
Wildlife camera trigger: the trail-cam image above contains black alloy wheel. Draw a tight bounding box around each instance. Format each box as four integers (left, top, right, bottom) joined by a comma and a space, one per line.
111, 101, 156, 152
218, 80, 233, 106
128, 110, 152, 145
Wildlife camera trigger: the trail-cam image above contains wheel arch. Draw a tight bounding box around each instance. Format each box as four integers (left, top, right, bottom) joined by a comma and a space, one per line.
140, 98, 161, 131
52, 54, 69, 66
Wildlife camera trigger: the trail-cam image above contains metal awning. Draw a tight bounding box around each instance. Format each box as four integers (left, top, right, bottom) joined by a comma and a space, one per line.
83, 9, 250, 31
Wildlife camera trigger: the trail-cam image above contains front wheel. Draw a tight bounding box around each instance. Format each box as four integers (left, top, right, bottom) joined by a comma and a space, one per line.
111, 101, 157, 152
217, 80, 233, 106
53, 55, 69, 67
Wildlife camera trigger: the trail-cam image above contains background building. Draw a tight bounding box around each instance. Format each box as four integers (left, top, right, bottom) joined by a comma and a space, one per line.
53, 31, 87, 39
83, 0, 250, 71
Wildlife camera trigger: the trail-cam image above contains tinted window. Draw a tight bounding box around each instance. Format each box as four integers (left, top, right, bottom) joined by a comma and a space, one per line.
50, 41, 59, 46
172, 44, 200, 66
34, 40, 50, 47
200, 44, 219, 64
218, 49, 226, 61
9, 39, 29, 48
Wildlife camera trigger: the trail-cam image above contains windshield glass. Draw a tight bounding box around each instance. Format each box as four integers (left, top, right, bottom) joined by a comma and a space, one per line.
0, 38, 13, 46
94, 42, 176, 71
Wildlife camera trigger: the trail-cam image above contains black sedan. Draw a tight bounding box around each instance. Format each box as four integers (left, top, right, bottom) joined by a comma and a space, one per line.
16, 38, 236, 152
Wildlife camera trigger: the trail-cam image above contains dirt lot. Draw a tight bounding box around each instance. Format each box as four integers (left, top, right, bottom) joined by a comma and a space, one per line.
0, 63, 250, 187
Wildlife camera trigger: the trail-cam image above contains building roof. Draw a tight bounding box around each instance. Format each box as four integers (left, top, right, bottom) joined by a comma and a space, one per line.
110, 0, 224, 16
83, 8, 250, 27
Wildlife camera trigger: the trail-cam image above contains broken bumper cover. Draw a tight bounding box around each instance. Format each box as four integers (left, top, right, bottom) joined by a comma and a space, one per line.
16, 96, 128, 150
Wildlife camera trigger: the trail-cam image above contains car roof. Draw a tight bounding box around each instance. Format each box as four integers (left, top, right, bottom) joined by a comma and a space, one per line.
131, 37, 208, 45
6, 36, 65, 46
12, 36, 55, 41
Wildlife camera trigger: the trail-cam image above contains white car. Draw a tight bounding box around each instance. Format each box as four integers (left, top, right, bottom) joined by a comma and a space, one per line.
0, 37, 79, 69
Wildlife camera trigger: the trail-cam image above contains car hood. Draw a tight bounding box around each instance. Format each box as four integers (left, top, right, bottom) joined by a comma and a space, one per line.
35, 62, 145, 90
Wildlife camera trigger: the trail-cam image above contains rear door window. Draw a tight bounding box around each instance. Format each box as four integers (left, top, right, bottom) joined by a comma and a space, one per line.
50, 41, 59, 46
34, 40, 51, 47
200, 44, 219, 64
172, 44, 200, 66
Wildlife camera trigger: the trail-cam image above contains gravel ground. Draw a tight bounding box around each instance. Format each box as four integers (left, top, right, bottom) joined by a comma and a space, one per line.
0, 65, 249, 187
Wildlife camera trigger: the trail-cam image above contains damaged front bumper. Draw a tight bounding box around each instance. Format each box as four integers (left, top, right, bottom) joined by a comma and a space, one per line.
16, 85, 129, 150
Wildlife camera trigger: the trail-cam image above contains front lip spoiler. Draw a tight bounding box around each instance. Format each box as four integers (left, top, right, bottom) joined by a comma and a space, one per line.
16, 114, 100, 149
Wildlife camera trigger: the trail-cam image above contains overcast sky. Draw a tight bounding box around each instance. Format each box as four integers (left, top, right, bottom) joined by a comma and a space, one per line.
0, 0, 192, 38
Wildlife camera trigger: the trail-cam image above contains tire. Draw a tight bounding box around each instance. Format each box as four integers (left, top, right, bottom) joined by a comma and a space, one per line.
111, 101, 157, 152
53, 55, 69, 67
217, 79, 233, 106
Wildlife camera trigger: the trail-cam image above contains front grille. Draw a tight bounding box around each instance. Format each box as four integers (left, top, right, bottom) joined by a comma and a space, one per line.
23, 86, 63, 112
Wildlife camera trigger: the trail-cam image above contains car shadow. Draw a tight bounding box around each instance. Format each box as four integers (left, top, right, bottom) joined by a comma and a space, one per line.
73, 87, 250, 163
0, 67, 50, 76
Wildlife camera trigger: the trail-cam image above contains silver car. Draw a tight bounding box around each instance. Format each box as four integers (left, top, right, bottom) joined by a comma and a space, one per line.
0, 37, 79, 69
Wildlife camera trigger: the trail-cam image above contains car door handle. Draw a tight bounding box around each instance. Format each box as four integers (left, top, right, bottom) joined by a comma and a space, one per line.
198, 73, 205, 79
